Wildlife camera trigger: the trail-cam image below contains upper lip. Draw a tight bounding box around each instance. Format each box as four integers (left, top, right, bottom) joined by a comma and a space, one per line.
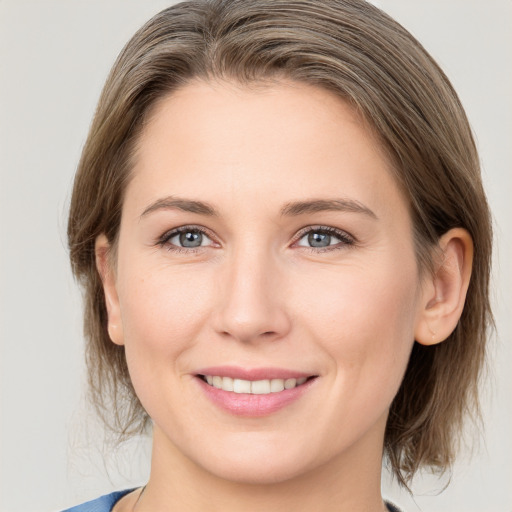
195, 366, 315, 381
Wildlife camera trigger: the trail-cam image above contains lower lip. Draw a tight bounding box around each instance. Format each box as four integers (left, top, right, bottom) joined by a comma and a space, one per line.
196, 376, 317, 417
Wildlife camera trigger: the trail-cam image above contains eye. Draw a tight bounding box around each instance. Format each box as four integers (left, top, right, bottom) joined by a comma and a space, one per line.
295, 226, 354, 251
159, 226, 216, 251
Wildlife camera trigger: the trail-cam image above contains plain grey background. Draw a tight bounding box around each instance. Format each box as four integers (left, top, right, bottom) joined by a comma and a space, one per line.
0, 1, 510, 511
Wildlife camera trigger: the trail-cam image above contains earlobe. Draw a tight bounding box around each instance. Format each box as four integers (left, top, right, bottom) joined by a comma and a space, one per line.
415, 228, 473, 346
95, 234, 124, 346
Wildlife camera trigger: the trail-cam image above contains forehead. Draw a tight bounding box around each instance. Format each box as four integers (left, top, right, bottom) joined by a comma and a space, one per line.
128, 79, 407, 223
139, 79, 378, 164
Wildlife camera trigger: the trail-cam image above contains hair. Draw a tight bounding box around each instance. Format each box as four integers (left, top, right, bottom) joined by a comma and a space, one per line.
67, 0, 493, 487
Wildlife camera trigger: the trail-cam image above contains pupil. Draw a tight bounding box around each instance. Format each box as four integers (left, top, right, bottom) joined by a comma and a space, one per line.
180, 231, 202, 247
308, 232, 330, 247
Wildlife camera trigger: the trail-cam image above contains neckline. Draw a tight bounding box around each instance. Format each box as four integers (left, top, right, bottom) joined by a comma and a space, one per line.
110, 489, 402, 512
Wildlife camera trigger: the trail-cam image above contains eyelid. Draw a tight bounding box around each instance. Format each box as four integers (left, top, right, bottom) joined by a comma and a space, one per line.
291, 225, 356, 249
157, 224, 219, 250
155, 224, 356, 252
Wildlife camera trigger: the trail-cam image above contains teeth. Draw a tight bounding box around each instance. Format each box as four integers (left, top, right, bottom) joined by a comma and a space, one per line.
222, 376, 234, 391
233, 378, 251, 393
251, 379, 270, 394
284, 378, 296, 389
202, 375, 310, 394
270, 378, 285, 392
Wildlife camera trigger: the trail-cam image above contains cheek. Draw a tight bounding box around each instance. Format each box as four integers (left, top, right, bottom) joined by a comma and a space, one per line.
297, 260, 419, 394
117, 260, 215, 382
115, 261, 221, 427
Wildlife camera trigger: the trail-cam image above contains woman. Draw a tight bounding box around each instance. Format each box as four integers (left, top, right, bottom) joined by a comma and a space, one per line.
64, 0, 492, 510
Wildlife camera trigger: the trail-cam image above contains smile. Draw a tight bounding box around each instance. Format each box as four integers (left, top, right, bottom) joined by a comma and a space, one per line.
195, 368, 318, 417
199, 375, 310, 394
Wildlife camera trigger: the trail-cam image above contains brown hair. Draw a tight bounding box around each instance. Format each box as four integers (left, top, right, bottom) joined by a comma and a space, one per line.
67, 0, 493, 486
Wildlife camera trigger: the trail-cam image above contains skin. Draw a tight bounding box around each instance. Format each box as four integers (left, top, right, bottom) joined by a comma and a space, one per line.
96, 80, 473, 512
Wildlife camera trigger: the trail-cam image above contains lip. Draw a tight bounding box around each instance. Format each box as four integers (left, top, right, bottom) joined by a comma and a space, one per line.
195, 366, 313, 381
194, 366, 318, 417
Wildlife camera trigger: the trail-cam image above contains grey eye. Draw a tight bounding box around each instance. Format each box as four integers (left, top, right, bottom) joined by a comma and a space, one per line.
180, 231, 202, 247
308, 232, 331, 247
169, 229, 212, 248
297, 229, 344, 248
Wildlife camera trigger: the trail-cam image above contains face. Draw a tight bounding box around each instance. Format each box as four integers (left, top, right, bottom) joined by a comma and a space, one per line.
102, 80, 428, 484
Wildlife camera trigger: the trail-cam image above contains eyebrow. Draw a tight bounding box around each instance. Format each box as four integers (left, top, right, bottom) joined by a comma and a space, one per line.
280, 198, 377, 219
140, 196, 219, 218
140, 196, 377, 220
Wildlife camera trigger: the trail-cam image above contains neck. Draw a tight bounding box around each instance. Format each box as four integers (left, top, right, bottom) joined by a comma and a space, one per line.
135, 420, 389, 512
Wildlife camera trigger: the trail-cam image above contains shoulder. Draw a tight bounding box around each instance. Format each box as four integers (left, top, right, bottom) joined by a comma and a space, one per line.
61, 489, 135, 512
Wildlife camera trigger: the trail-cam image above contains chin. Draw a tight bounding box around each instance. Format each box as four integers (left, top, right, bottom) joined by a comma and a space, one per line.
203, 456, 309, 485
188, 434, 319, 485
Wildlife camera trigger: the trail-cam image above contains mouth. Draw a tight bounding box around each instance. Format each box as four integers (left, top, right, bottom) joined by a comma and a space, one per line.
197, 374, 315, 394
194, 368, 318, 417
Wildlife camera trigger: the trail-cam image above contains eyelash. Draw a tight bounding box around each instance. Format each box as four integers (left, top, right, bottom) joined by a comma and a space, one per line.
156, 225, 355, 254
294, 225, 355, 253
156, 225, 217, 254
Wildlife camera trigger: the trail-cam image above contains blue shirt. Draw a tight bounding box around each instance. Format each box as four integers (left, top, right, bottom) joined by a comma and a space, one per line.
62, 489, 402, 511
61, 489, 134, 512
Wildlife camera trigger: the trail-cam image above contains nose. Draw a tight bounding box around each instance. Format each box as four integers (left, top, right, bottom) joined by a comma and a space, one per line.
212, 245, 292, 344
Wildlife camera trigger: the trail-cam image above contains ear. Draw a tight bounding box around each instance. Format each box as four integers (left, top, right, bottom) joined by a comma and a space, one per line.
95, 234, 124, 346
415, 228, 473, 346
